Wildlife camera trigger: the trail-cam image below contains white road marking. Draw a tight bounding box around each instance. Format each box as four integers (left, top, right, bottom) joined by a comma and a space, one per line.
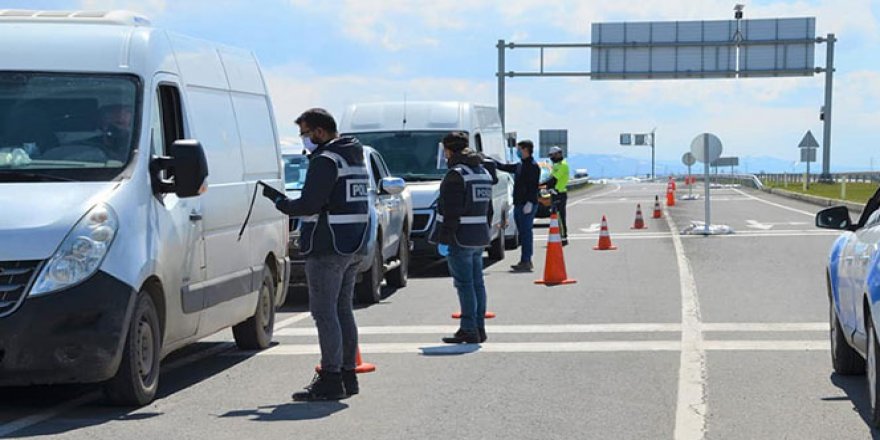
746, 220, 774, 230
274, 322, 829, 337
0, 311, 312, 436
278, 323, 684, 336
732, 188, 816, 217
534, 230, 837, 241
580, 223, 601, 233
229, 340, 829, 356
666, 208, 708, 440
569, 183, 622, 207
273, 312, 312, 329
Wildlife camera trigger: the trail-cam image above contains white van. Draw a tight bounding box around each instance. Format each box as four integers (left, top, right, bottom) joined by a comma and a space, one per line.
339, 101, 514, 259
0, 10, 288, 405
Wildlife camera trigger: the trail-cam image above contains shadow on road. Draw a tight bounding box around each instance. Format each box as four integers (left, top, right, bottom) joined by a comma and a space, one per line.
829, 373, 880, 438
219, 401, 348, 422
0, 342, 256, 438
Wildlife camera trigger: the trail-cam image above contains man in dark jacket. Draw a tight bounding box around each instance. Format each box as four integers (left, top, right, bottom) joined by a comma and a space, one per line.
262, 108, 371, 401
492, 140, 540, 272
430, 132, 492, 344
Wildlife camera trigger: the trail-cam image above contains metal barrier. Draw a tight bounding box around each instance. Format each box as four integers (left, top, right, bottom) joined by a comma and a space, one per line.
683, 173, 764, 190
567, 177, 590, 190
757, 172, 880, 185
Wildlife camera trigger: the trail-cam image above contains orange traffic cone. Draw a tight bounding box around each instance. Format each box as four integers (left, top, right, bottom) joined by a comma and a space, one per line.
452, 311, 496, 319
593, 215, 618, 251
535, 213, 576, 285
666, 184, 676, 207
316, 346, 376, 374
669, 176, 677, 191
631, 204, 647, 230
652, 196, 663, 219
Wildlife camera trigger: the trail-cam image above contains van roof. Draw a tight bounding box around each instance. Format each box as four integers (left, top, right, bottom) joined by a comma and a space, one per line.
0, 10, 151, 26
340, 101, 500, 133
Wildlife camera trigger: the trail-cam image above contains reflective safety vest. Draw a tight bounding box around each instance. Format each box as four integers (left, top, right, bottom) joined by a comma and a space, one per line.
299, 146, 371, 256
430, 164, 492, 248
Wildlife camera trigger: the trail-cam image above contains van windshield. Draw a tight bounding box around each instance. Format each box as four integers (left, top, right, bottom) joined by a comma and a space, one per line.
349, 131, 454, 181
283, 154, 309, 190
0, 72, 140, 182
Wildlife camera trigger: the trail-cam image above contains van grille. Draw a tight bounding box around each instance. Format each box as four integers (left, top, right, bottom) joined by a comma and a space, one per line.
0, 261, 41, 318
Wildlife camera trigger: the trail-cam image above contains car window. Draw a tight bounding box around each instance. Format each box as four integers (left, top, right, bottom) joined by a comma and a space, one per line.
368, 152, 383, 188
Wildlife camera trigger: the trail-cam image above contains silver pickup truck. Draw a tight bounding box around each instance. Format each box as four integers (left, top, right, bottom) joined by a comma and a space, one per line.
282, 147, 413, 304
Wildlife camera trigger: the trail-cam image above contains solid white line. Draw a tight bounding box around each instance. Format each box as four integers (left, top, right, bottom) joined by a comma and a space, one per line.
667, 209, 708, 440
702, 322, 827, 332
732, 188, 816, 217
534, 231, 837, 241
277, 323, 683, 336
273, 312, 312, 330
227, 339, 830, 356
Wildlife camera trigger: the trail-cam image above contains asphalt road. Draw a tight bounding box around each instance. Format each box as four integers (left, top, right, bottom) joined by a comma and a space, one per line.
1, 181, 876, 439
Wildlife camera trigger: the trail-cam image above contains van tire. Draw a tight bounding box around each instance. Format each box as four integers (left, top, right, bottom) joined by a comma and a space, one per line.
867, 313, 880, 428
356, 245, 383, 304
233, 268, 276, 350
386, 233, 409, 288
488, 234, 505, 261
103, 291, 161, 406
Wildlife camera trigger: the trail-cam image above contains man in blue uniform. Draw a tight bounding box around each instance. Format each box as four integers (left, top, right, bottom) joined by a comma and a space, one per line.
263, 108, 371, 401
431, 132, 493, 344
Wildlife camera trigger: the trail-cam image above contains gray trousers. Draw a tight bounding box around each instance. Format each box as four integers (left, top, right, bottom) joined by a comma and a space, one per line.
305, 253, 360, 373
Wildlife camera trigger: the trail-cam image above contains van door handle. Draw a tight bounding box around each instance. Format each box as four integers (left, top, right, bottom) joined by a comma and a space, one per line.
189, 211, 203, 222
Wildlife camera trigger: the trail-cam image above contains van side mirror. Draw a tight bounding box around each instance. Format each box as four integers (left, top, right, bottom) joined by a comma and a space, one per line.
816, 206, 853, 231
379, 177, 406, 195
150, 139, 209, 198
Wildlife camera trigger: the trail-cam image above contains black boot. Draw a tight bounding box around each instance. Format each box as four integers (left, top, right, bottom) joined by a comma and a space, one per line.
478, 327, 487, 343
342, 369, 359, 396
442, 328, 480, 344
292, 371, 346, 401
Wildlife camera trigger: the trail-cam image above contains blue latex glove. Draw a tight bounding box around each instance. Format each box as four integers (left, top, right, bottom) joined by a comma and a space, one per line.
437, 244, 449, 257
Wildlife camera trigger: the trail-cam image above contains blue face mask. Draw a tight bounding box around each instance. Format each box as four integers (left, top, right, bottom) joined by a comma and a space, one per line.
516, 149, 523, 159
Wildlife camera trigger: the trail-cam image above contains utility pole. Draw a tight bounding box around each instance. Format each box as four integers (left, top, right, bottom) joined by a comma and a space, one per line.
820, 33, 836, 181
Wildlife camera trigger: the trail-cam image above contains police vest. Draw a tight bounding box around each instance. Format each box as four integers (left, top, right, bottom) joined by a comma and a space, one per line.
431, 164, 492, 248
299, 147, 371, 256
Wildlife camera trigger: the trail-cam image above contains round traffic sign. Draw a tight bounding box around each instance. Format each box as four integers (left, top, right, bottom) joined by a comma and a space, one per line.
690, 133, 723, 164
682, 152, 696, 167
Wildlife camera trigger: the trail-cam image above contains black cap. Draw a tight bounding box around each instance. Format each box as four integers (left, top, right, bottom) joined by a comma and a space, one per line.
442, 131, 469, 152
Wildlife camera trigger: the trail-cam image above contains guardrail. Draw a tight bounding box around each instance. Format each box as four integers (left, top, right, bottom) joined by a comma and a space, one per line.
679, 173, 764, 190
757, 172, 880, 185
567, 177, 590, 190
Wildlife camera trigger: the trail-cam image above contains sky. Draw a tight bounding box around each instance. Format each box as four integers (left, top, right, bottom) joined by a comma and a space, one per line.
4, 0, 880, 171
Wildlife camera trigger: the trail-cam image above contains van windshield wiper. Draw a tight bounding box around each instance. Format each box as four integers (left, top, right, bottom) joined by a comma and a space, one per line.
0, 171, 78, 182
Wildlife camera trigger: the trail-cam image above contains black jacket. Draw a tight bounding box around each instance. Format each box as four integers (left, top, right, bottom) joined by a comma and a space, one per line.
276, 136, 365, 255
436, 149, 493, 245
495, 156, 539, 205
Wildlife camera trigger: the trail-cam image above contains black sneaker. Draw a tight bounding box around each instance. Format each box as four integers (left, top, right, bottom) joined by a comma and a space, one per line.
510, 262, 533, 272
442, 329, 480, 344
478, 327, 487, 343
292, 371, 346, 401
342, 369, 359, 396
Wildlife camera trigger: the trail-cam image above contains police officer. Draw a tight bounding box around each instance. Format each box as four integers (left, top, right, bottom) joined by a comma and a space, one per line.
544, 146, 570, 245
262, 108, 371, 401
431, 132, 493, 344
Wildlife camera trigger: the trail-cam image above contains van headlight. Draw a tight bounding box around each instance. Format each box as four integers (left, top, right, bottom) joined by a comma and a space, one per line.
30, 204, 119, 296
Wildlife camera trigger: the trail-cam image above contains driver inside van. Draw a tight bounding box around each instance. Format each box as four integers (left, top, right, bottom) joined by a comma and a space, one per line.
88, 104, 133, 161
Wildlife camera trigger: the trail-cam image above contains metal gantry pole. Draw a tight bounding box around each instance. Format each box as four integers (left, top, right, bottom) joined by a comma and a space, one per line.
704, 135, 711, 233
497, 39, 506, 131
651, 129, 656, 181
821, 33, 836, 181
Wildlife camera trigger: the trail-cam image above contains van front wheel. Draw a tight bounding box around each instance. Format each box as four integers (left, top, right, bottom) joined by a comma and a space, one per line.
104, 290, 161, 406
233, 268, 276, 350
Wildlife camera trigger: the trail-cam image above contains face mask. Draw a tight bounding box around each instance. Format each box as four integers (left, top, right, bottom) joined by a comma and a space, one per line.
551, 155, 562, 163
302, 136, 318, 153
516, 149, 523, 159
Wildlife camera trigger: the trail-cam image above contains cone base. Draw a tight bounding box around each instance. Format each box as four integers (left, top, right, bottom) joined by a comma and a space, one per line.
593, 245, 618, 251
631, 226, 647, 230
452, 311, 496, 319
534, 279, 577, 285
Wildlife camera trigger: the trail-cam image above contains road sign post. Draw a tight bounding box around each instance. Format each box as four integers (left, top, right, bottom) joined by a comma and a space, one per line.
686, 133, 733, 235
799, 130, 820, 190
682, 152, 698, 200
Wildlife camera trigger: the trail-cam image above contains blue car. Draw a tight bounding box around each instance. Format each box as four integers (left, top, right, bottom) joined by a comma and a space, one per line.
817, 186, 880, 426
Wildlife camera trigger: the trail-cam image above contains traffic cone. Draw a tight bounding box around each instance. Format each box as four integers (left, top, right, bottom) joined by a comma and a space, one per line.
316, 346, 376, 374
669, 176, 677, 191
535, 213, 576, 285
652, 196, 663, 219
593, 215, 618, 251
666, 184, 676, 207
452, 311, 496, 319
631, 204, 647, 230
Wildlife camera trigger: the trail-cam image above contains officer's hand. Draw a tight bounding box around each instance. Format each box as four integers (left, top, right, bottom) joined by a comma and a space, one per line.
523, 202, 533, 215
261, 183, 284, 203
